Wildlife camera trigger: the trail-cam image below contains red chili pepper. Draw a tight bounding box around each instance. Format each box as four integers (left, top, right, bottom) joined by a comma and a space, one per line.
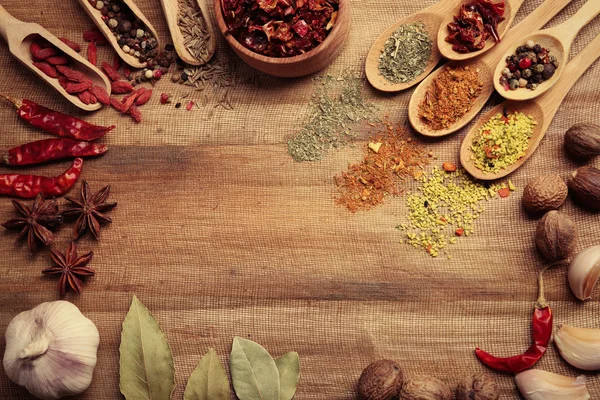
0, 95, 114, 141
87, 41, 97, 66
4, 139, 107, 166
0, 158, 83, 198
475, 268, 552, 373
101, 61, 121, 81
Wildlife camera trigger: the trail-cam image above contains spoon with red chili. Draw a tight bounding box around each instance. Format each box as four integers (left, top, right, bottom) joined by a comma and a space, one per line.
437, 0, 525, 62
0, 5, 110, 111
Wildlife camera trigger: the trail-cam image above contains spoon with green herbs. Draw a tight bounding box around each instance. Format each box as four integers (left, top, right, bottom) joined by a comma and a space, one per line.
461, 31, 600, 180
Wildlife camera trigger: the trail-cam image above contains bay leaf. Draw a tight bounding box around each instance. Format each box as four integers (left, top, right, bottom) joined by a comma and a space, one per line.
119, 295, 175, 400
275, 352, 300, 400
184, 348, 230, 400
230, 336, 280, 400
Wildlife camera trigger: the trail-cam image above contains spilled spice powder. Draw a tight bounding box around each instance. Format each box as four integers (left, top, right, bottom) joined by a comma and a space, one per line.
334, 120, 431, 212
418, 65, 483, 131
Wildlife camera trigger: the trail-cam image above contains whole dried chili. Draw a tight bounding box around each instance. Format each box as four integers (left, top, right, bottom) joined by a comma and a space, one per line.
0, 95, 114, 141
3, 138, 107, 166
0, 158, 83, 198
475, 267, 552, 373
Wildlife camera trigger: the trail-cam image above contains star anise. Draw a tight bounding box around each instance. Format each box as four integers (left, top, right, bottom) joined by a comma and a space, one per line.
1, 194, 62, 252
42, 242, 94, 296
63, 181, 117, 240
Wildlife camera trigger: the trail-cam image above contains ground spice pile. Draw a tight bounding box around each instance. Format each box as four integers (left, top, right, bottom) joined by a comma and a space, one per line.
418, 65, 483, 131
288, 70, 377, 162
471, 111, 537, 173
397, 166, 513, 257
334, 120, 431, 212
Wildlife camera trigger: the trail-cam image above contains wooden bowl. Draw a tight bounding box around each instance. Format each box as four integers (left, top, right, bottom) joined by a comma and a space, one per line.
213, 0, 350, 78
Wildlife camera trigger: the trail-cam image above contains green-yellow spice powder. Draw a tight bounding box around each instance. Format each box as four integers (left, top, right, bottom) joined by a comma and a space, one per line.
397, 167, 509, 258
470, 111, 537, 173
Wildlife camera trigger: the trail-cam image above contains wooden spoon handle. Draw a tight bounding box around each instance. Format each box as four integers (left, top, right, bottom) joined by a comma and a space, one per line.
429, 0, 462, 17
544, 0, 600, 47
538, 32, 600, 120
0, 5, 21, 43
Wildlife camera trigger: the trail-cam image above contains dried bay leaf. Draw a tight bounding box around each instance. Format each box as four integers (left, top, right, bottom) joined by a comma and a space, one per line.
119, 295, 175, 400
184, 348, 230, 400
230, 337, 280, 400
275, 352, 300, 400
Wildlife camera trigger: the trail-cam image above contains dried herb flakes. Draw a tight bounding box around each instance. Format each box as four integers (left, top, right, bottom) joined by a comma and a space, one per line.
379, 23, 433, 84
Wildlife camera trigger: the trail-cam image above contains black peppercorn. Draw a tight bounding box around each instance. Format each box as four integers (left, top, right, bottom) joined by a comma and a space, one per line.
118, 20, 132, 33
542, 63, 556, 80
513, 70, 521, 79
532, 73, 543, 83
424, 201, 429, 208
533, 44, 542, 53
175, 102, 181, 108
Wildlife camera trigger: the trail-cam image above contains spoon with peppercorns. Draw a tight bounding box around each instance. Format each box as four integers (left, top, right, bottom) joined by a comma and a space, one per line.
493, 0, 600, 101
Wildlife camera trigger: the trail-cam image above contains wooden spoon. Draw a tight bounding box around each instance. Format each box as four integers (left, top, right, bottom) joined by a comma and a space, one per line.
408, 0, 573, 137
493, 0, 600, 101
160, 0, 215, 66
365, 0, 457, 93
461, 32, 600, 180
438, 0, 526, 62
0, 5, 111, 112
76, 0, 160, 68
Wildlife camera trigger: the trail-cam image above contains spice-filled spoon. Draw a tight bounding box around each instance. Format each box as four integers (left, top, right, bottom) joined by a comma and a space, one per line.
160, 0, 215, 65
75, 0, 160, 68
408, 0, 573, 137
493, 0, 600, 101
437, 0, 526, 62
365, 0, 457, 93
460, 32, 600, 180
0, 5, 110, 112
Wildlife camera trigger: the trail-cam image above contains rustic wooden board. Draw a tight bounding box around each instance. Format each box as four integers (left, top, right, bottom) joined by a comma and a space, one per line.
0, 0, 599, 398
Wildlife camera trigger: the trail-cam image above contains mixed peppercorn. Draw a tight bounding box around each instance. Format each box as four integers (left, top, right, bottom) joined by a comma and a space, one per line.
500, 40, 558, 91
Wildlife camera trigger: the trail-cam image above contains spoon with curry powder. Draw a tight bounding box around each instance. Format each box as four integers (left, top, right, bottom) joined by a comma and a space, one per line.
365, 0, 457, 93
461, 31, 600, 180
493, 0, 600, 102
0, 5, 111, 112
408, 0, 573, 138
437, 0, 526, 62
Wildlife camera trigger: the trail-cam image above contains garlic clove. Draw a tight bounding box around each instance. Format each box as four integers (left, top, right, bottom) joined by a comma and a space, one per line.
3, 301, 99, 400
515, 369, 590, 400
568, 245, 600, 300
555, 324, 600, 370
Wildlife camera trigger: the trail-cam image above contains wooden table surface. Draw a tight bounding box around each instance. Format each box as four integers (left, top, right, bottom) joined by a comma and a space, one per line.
0, 0, 599, 398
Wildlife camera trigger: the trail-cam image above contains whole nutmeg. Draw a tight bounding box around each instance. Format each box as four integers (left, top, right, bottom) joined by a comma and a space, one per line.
535, 211, 577, 261
357, 360, 403, 400
522, 175, 568, 213
568, 166, 600, 210
401, 376, 452, 400
564, 123, 600, 159
456, 373, 499, 400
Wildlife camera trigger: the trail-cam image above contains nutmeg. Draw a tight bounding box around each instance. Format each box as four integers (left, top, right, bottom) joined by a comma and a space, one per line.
456, 373, 499, 400
522, 175, 568, 213
401, 376, 452, 400
568, 166, 600, 210
357, 360, 403, 400
565, 123, 600, 159
535, 211, 577, 261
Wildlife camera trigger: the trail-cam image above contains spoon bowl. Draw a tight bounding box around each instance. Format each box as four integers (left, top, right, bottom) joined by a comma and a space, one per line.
76, 0, 160, 68
160, 0, 215, 66
438, 0, 524, 62
0, 6, 111, 111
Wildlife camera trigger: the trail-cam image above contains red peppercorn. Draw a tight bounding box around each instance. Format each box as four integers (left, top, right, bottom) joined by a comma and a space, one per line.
153, 70, 163, 79
507, 62, 518, 72
519, 57, 532, 69
160, 93, 170, 104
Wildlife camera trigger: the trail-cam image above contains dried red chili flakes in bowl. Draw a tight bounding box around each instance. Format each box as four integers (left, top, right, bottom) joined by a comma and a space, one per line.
221, 0, 340, 58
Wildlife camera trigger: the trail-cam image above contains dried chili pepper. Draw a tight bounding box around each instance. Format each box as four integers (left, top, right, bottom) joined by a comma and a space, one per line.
33, 62, 59, 78
0, 158, 83, 198
101, 61, 121, 81
65, 81, 93, 94
56, 65, 92, 84
0, 95, 114, 141
111, 80, 134, 94
4, 138, 107, 166
135, 88, 152, 106
87, 41, 97, 65
59, 37, 82, 52
46, 56, 69, 65
89, 85, 110, 105
475, 267, 552, 373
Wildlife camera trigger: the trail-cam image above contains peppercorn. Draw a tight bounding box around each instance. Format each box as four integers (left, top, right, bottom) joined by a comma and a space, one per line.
509, 79, 519, 90
534, 64, 545, 74
513, 70, 521, 79
519, 78, 528, 88
533, 44, 542, 53
181, 72, 188, 81
542, 64, 556, 80
118, 20, 132, 33
532, 73, 543, 83
175, 102, 181, 108
519, 58, 532, 69
522, 69, 532, 79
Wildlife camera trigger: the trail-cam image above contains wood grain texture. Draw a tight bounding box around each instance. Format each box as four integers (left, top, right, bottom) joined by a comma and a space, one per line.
0, 0, 598, 399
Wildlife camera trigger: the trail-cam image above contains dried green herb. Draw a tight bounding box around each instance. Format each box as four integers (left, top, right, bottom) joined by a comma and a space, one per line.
230, 337, 280, 400
379, 23, 432, 84
119, 295, 175, 400
275, 352, 300, 400
287, 70, 377, 162
184, 348, 230, 400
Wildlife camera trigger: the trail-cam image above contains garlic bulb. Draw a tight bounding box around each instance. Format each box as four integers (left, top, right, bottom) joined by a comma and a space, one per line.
555, 324, 600, 370
568, 245, 600, 300
3, 301, 99, 399
515, 369, 590, 400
